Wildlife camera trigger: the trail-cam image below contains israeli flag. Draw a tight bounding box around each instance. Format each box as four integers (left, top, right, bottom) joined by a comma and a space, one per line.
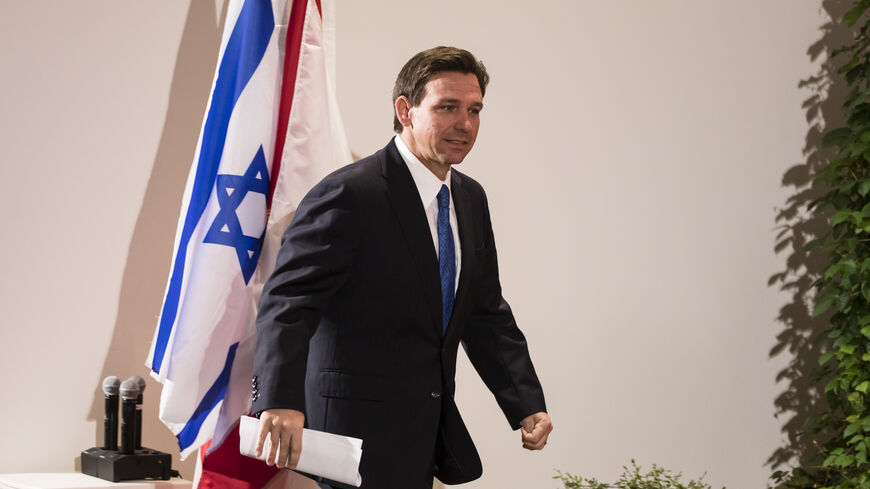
146, 0, 285, 459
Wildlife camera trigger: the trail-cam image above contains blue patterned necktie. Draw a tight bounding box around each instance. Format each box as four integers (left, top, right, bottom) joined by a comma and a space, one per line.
437, 184, 456, 334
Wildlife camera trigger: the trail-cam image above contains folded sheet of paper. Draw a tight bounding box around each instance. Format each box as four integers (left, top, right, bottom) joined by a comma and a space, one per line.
238, 415, 363, 487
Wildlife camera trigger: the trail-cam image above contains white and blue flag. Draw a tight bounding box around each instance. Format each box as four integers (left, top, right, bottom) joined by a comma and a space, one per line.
146, 0, 350, 460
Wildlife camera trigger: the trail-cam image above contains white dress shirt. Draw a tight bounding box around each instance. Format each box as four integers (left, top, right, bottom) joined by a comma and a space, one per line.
393, 135, 461, 292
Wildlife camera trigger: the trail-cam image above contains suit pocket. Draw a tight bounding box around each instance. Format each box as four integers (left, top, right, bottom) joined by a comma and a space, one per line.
318, 370, 388, 401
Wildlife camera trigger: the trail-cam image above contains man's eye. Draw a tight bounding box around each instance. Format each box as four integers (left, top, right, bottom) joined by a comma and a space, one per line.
470, 108, 481, 115
439, 105, 456, 111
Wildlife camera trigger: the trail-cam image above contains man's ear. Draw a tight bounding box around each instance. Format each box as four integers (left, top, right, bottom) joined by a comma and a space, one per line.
395, 96, 413, 129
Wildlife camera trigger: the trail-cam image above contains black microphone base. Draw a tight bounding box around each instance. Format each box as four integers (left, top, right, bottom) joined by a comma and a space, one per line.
81, 447, 172, 482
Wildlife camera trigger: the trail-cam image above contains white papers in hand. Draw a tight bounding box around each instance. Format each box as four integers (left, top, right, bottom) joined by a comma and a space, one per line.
238, 415, 363, 487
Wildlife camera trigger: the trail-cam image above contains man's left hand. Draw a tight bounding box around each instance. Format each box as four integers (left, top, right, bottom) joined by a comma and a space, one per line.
520, 412, 553, 450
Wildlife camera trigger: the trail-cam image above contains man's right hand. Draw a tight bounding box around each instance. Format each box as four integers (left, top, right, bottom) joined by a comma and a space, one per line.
256, 408, 305, 468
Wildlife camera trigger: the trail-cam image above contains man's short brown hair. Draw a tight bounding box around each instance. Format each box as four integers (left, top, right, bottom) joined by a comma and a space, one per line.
392, 46, 490, 133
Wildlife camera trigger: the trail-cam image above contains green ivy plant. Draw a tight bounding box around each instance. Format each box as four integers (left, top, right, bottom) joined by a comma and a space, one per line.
774, 1, 870, 488
553, 460, 721, 489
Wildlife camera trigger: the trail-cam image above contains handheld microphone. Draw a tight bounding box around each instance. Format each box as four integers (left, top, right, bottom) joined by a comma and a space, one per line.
119, 379, 141, 455
127, 376, 146, 449
102, 376, 120, 451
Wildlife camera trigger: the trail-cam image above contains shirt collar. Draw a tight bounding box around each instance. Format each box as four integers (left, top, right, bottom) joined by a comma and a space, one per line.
394, 134, 452, 207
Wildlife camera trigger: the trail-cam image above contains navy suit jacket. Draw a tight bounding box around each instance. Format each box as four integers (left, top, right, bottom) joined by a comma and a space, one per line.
252, 140, 546, 489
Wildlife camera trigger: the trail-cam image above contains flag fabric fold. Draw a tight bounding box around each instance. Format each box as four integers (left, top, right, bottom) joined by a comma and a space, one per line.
146, 0, 350, 474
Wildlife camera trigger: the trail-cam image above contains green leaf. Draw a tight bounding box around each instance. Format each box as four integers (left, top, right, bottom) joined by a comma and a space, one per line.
843, 180, 858, 194
847, 422, 861, 436
845, 0, 870, 26
858, 381, 870, 394
850, 88, 870, 109
824, 127, 853, 147
840, 294, 853, 313
833, 209, 856, 226
820, 351, 836, 365
843, 259, 858, 274
848, 63, 866, 85
837, 453, 855, 467
859, 180, 870, 196
804, 237, 825, 251
814, 289, 838, 317
862, 326, 870, 338
842, 344, 857, 355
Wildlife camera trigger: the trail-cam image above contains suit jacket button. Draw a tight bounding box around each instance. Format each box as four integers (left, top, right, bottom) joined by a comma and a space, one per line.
431, 392, 441, 399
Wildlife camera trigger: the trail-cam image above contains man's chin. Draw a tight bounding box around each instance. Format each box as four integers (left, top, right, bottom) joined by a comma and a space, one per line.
442, 153, 470, 166
436, 146, 473, 166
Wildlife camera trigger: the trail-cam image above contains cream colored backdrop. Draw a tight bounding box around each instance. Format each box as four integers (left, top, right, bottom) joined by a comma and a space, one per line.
0, 1, 825, 488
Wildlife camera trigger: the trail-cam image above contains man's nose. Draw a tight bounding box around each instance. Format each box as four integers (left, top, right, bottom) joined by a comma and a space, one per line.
454, 113, 473, 133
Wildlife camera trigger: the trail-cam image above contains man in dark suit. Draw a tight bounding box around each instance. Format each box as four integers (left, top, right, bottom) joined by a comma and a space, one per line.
251, 46, 552, 489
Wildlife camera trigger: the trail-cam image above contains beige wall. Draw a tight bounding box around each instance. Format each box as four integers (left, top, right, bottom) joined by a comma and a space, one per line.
0, 1, 824, 488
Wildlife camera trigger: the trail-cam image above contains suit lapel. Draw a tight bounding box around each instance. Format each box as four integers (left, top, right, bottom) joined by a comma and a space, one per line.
444, 171, 476, 341
381, 141, 443, 333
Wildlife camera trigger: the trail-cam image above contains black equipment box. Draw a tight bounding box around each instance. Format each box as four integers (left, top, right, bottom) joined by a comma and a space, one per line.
81, 447, 172, 482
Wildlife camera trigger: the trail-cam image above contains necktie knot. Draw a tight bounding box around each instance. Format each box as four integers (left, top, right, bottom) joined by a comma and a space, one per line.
437, 184, 450, 210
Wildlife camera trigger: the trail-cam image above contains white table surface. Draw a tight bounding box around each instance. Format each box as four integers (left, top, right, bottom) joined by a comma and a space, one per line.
0, 473, 191, 489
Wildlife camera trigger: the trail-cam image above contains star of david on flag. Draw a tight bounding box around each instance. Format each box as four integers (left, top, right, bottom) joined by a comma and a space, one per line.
204, 146, 269, 284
